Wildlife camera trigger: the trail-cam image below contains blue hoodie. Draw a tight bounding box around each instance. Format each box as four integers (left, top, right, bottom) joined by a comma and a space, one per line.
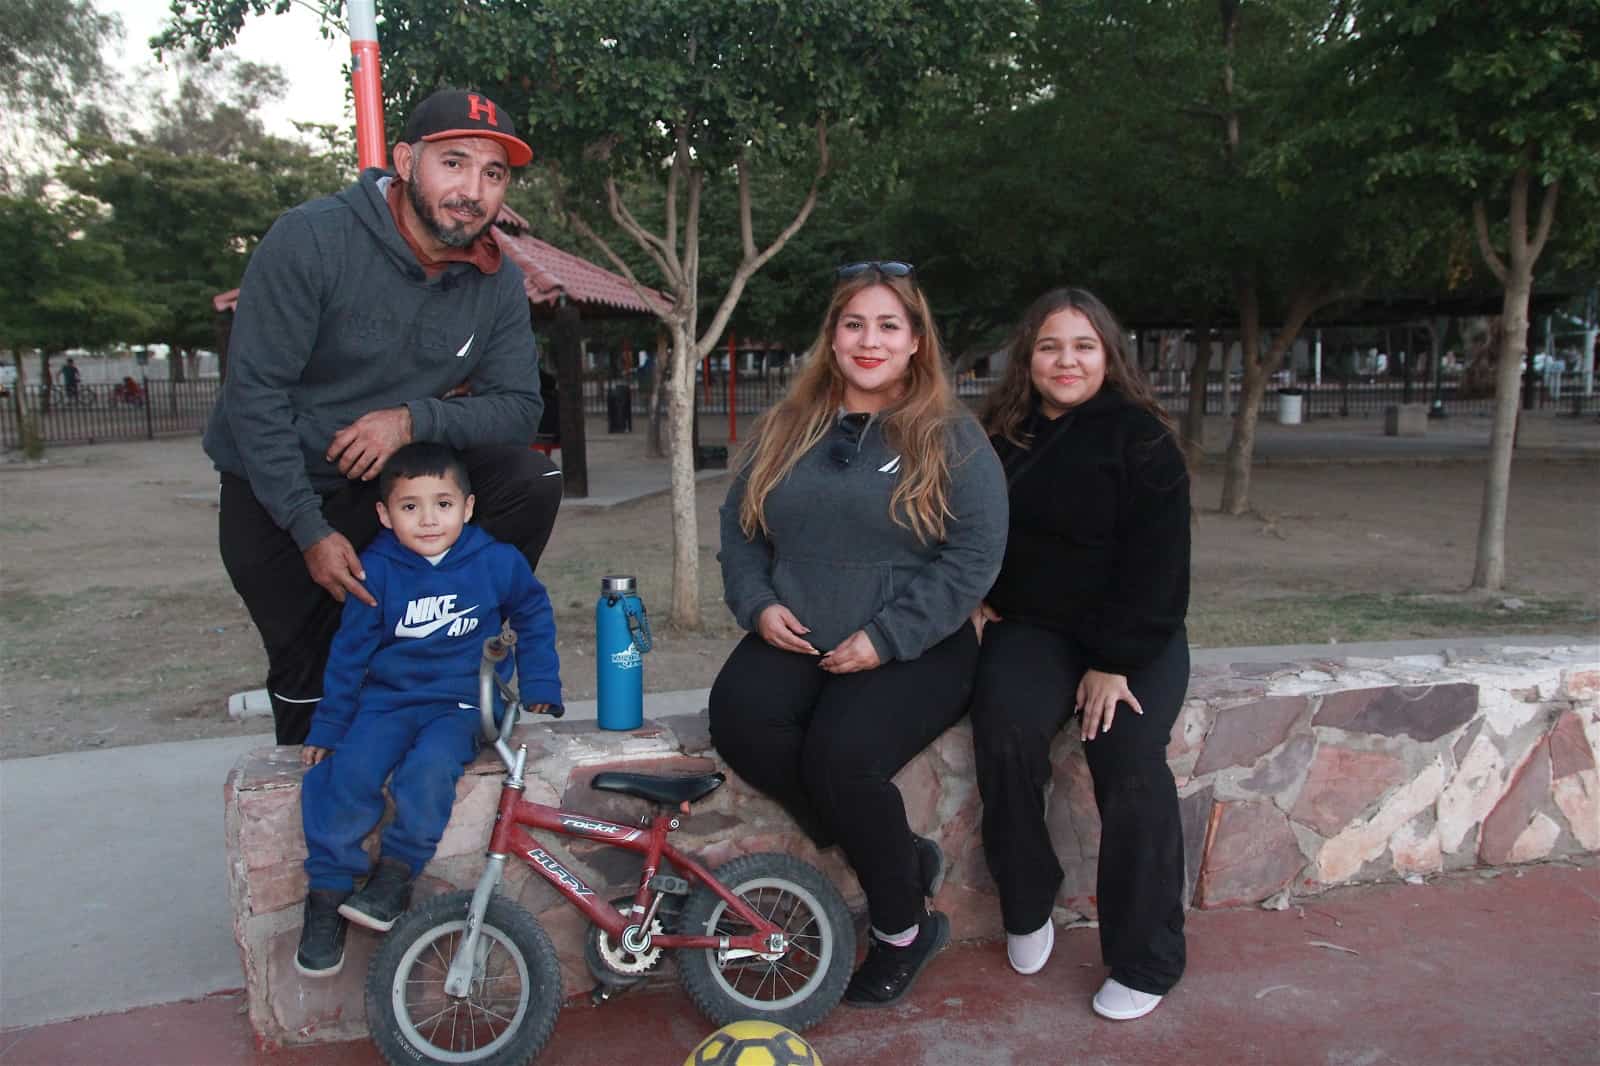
305, 524, 561, 750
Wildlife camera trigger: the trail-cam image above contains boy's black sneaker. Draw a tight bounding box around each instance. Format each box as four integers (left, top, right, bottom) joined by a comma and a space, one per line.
913, 834, 945, 898
844, 910, 951, 1008
339, 857, 414, 932
294, 889, 350, 978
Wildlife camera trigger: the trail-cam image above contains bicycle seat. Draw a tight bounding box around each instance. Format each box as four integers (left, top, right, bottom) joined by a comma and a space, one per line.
589, 771, 726, 806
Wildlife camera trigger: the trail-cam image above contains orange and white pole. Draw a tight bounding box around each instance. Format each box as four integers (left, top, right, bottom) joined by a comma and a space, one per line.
348, 0, 386, 171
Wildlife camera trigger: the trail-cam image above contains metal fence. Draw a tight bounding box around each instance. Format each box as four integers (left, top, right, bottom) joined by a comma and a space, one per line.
5, 368, 1590, 451
0, 379, 221, 448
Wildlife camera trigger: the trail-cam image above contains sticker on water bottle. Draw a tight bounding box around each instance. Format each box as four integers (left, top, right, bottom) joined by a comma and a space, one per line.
609, 642, 642, 669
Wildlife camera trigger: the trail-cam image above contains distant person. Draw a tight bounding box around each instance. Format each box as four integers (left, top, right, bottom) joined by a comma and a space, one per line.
203, 88, 562, 746
711, 261, 1007, 1008
60, 358, 81, 400
970, 287, 1191, 1021
294, 443, 561, 978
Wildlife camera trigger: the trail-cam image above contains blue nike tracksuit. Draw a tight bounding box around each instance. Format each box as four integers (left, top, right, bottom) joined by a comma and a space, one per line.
300, 524, 561, 891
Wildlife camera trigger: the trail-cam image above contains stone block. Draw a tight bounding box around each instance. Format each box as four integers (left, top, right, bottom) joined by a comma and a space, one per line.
1480, 739, 1553, 865
1289, 745, 1409, 836
1192, 695, 1308, 776
1195, 800, 1305, 908
1384, 402, 1428, 436
1314, 683, 1477, 741
1315, 760, 1445, 883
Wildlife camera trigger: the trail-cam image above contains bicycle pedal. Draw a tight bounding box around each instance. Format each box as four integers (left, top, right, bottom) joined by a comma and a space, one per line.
649, 875, 689, 896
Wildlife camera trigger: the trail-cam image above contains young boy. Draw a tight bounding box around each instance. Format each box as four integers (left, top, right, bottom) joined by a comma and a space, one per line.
294, 442, 561, 977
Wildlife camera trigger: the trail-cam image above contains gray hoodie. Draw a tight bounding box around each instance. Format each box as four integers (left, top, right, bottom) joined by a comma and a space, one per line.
203, 169, 541, 550
719, 412, 1008, 661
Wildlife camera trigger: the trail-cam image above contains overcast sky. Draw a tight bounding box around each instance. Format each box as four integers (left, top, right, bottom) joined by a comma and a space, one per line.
103, 0, 351, 140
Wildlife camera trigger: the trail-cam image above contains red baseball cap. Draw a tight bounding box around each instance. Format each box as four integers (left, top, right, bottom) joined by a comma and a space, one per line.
402, 89, 533, 166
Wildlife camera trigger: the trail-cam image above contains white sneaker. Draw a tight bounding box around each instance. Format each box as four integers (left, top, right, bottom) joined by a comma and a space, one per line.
1005, 919, 1054, 975
1092, 977, 1164, 1020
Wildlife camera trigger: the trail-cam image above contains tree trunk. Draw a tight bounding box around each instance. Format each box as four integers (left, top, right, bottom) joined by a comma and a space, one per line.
37, 351, 53, 414
1220, 279, 1322, 514
666, 321, 701, 627
1470, 172, 1557, 590
1471, 269, 1532, 590
648, 328, 669, 459
1183, 319, 1213, 464
170, 343, 187, 383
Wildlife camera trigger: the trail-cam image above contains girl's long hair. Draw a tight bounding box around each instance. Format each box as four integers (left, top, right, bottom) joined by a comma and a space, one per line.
739, 273, 960, 543
980, 286, 1181, 449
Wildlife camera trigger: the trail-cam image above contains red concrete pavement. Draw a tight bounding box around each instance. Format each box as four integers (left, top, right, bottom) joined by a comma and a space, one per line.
4, 860, 1596, 1066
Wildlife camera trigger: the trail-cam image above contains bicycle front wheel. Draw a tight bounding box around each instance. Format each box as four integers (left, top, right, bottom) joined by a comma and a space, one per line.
366, 891, 562, 1066
676, 852, 854, 1032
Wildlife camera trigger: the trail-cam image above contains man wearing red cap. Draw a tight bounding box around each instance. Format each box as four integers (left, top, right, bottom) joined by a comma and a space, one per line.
205, 89, 562, 746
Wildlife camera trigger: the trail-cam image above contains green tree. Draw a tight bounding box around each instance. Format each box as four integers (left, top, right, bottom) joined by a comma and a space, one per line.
0, 0, 120, 192
0, 194, 151, 449
1303, 0, 1600, 589
60, 57, 349, 380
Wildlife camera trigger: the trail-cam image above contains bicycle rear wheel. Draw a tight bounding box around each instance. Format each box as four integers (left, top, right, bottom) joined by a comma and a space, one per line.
676, 852, 854, 1032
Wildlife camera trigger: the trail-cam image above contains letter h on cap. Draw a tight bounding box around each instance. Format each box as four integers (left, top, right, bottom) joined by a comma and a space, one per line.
468, 94, 498, 127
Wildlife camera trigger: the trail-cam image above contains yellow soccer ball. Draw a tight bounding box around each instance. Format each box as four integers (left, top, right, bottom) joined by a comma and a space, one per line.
683, 1019, 822, 1066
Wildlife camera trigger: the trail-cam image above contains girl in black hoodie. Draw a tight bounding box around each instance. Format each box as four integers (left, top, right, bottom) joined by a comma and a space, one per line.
971, 288, 1191, 1022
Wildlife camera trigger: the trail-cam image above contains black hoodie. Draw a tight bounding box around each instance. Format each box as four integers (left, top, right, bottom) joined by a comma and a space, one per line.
985, 387, 1190, 674
203, 169, 541, 549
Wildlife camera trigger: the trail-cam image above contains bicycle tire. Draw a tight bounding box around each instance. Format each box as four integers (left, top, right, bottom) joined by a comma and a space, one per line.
366, 891, 562, 1066
676, 852, 854, 1033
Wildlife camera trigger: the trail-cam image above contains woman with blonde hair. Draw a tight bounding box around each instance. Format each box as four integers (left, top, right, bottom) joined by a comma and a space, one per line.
971, 286, 1191, 1020
711, 261, 1007, 1008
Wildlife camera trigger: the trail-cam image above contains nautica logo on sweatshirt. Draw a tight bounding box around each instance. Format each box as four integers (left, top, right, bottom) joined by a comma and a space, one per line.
454, 333, 475, 359
395, 594, 480, 638
878, 455, 901, 475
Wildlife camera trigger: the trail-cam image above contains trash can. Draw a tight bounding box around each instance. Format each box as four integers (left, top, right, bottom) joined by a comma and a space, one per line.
606, 383, 633, 433
1277, 387, 1304, 425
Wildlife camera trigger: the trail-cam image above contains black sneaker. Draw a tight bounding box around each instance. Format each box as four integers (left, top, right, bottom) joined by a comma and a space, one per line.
338, 857, 414, 932
294, 889, 350, 978
913, 834, 946, 898
843, 910, 951, 1008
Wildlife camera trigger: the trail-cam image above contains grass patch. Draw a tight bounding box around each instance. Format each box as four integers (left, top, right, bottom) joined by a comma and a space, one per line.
0, 515, 48, 534
1190, 591, 1599, 649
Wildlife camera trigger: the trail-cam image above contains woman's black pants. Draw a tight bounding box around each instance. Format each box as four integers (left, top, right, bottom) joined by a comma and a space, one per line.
708, 624, 979, 935
970, 620, 1189, 995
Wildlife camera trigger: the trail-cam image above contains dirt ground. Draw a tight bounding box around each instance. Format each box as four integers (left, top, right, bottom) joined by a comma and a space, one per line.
2, 424, 1597, 758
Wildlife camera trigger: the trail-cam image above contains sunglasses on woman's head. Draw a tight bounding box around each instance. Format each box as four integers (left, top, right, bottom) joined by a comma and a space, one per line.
835, 260, 915, 280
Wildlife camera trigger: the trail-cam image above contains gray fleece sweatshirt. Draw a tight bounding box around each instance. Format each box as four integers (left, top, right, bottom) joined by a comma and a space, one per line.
203, 169, 541, 550
719, 412, 1008, 662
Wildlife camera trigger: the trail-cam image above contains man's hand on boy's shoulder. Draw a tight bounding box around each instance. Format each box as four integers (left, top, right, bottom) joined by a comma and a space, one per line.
302, 744, 332, 767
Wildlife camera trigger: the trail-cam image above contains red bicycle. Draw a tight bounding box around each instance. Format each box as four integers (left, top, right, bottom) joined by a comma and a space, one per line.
364, 631, 855, 1066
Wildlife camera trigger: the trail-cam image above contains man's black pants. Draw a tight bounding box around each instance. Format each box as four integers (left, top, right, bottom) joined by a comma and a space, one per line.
220, 445, 563, 745
970, 620, 1189, 996
708, 623, 979, 936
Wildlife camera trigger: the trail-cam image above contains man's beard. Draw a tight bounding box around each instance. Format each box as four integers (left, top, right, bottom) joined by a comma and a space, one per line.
406, 171, 489, 249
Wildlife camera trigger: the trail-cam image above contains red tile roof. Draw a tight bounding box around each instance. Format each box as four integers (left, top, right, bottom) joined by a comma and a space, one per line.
492, 207, 669, 317
213, 208, 669, 320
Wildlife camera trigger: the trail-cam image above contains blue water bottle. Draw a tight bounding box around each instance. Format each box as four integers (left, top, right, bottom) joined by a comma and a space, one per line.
596, 575, 651, 730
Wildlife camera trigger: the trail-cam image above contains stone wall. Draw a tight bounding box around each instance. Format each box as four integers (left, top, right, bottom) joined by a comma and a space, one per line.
225, 644, 1599, 1047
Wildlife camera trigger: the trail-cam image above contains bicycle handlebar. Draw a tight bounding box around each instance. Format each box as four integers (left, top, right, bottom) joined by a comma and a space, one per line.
477, 628, 563, 748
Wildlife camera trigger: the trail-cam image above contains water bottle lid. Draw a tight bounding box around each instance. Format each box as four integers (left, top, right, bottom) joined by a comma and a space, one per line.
601, 575, 637, 595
